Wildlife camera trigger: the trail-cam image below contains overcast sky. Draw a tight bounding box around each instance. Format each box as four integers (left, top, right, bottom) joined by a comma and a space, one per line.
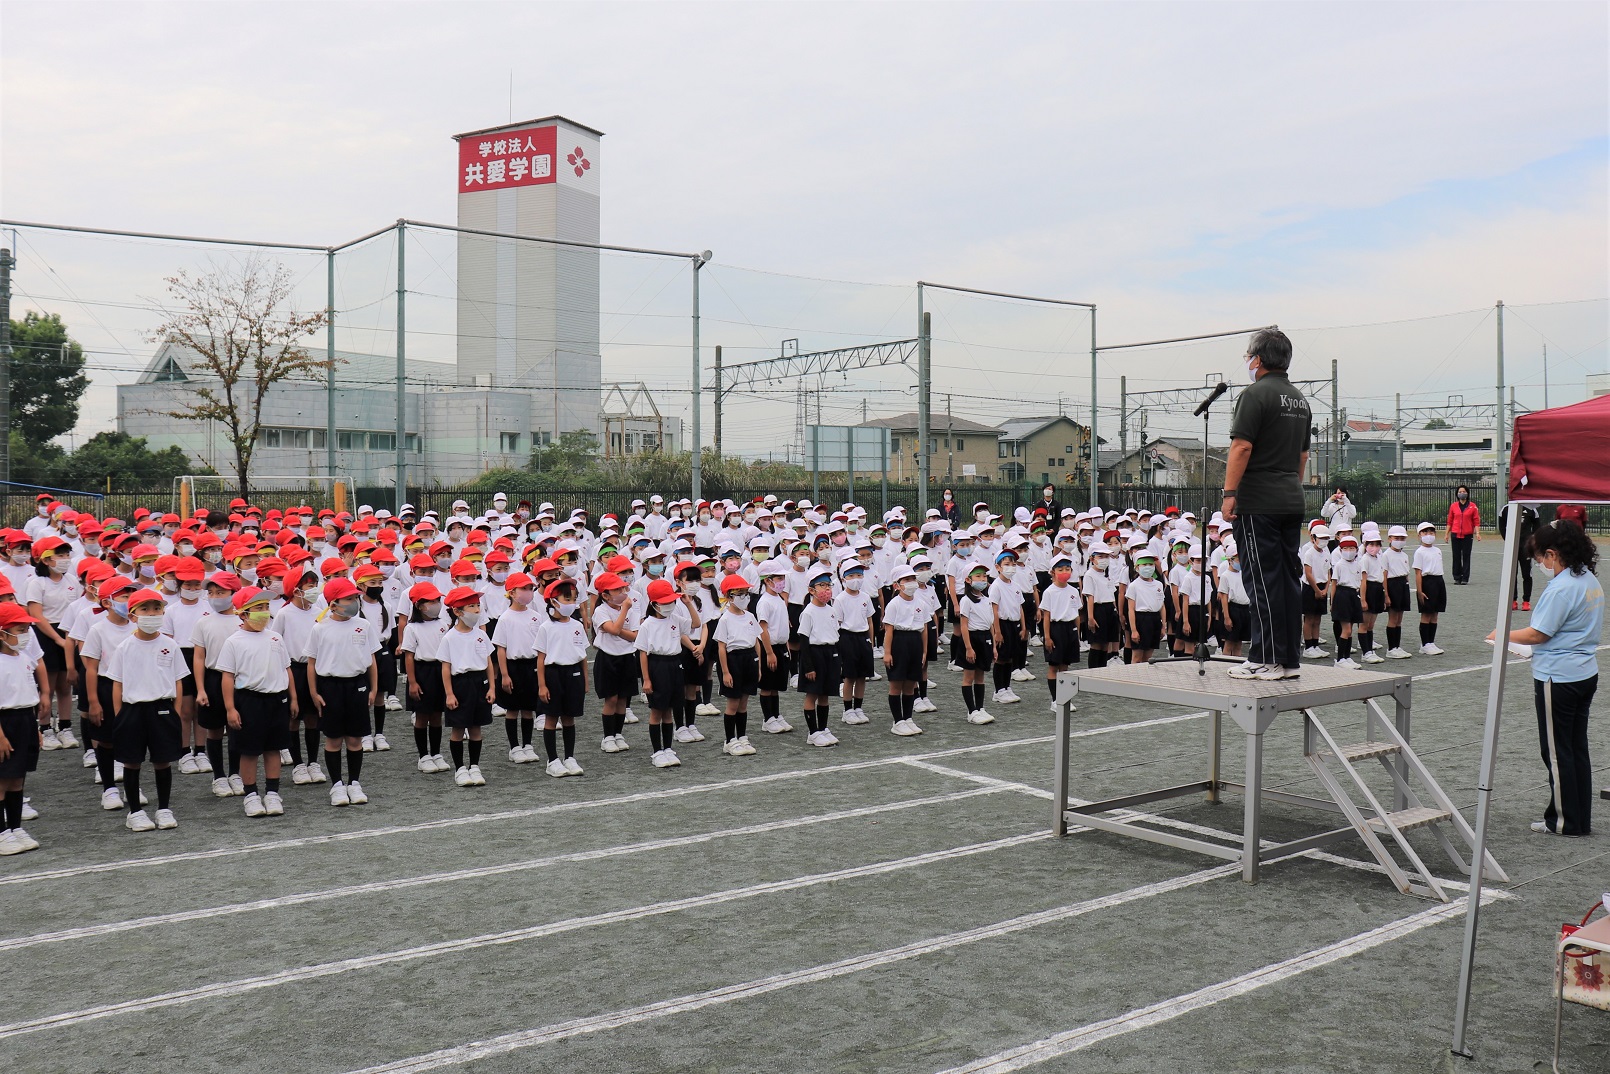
3, 1, 1606, 457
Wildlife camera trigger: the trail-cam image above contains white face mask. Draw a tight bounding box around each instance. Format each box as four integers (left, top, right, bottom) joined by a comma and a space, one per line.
728, 594, 749, 611
1420, 533, 1436, 546
1138, 564, 1156, 579
900, 581, 919, 597
208, 595, 232, 612
1536, 558, 1557, 579
843, 577, 863, 593
1390, 538, 1405, 551
999, 564, 1016, 579
1246, 357, 1259, 382
915, 569, 933, 584
458, 609, 482, 627
161, 576, 181, 593
556, 602, 579, 617
1341, 549, 1357, 561
136, 614, 165, 634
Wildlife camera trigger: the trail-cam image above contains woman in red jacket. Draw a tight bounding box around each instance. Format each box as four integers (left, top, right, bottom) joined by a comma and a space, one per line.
1446, 485, 1481, 585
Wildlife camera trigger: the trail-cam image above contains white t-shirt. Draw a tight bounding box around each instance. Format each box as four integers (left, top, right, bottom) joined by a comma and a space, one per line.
634, 612, 684, 656
270, 602, 319, 661
1412, 544, 1445, 577
216, 628, 292, 693
591, 599, 642, 657
535, 616, 589, 666
492, 606, 546, 659
26, 572, 81, 623
162, 598, 208, 647
1040, 583, 1082, 622
798, 601, 842, 645
81, 617, 135, 664
0, 650, 41, 708
192, 611, 240, 670
833, 590, 876, 632
438, 625, 495, 675
309, 613, 381, 678
990, 577, 1025, 622
1127, 576, 1167, 614
882, 594, 928, 631
104, 632, 184, 703
399, 614, 452, 663
754, 591, 789, 645
957, 592, 995, 632
713, 609, 762, 650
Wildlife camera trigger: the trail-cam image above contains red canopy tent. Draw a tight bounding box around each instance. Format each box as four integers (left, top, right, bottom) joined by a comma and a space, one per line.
1451, 393, 1610, 1058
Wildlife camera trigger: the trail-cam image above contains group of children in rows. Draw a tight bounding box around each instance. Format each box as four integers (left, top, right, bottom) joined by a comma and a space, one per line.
0, 489, 1458, 856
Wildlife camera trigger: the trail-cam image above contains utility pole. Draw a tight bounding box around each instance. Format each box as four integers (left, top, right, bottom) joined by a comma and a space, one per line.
0, 245, 12, 484
1394, 391, 1403, 474
917, 308, 931, 516
1329, 358, 1339, 488
394, 222, 406, 512
712, 345, 723, 459
690, 253, 708, 501
946, 394, 954, 480
1495, 300, 1507, 512
326, 249, 337, 481
1088, 308, 1098, 509
1119, 375, 1127, 481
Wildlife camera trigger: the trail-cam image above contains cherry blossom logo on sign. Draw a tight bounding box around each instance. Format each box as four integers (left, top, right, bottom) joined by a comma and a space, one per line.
567, 146, 590, 178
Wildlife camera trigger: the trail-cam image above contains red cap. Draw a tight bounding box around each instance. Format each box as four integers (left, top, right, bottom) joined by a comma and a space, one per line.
407, 581, 442, 603
127, 587, 167, 610
322, 578, 359, 603
591, 571, 627, 592
445, 585, 481, 609
0, 602, 35, 628
207, 572, 243, 593
449, 560, 481, 579
319, 557, 348, 578
719, 574, 751, 594
408, 553, 436, 571
173, 559, 206, 582
645, 578, 678, 604
542, 579, 576, 601
605, 555, 635, 574
503, 572, 534, 591
232, 586, 270, 610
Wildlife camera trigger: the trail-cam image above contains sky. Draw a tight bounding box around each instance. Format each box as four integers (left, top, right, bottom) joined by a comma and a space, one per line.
2, 0, 1606, 459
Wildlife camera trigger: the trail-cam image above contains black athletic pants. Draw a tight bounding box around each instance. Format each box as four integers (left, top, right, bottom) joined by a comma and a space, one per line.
1231, 512, 1303, 671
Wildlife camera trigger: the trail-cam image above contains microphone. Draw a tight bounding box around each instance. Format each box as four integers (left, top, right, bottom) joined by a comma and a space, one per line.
1193, 381, 1229, 417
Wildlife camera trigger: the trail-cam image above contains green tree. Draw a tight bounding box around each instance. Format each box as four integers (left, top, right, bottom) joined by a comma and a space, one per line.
1331, 463, 1388, 516
6, 430, 65, 486
8, 311, 90, 446
1424, 417, 1453, 430
56, 432, 203, 491
528, 430, 601, 478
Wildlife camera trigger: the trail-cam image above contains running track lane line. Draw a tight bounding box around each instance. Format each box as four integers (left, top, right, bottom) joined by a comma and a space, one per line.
0, 786, 1007, 952
0, 830, 1053, 1039
930, 891, 1505, 1073
0, 711, 1208, 888
332, 858, 1257, 1074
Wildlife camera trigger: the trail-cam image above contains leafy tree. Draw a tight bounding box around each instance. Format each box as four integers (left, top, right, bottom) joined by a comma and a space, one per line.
56, 432, 203, 490
150, 255, 332, 501
1331, 463, 1388, 516
8, 311, 90, 446
6, 430, 65, 486
1424, 417, 1453, 430
528, 430, 601, 477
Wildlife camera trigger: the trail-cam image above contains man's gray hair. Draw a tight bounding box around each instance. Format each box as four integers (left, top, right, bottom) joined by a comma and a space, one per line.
1248, 328, 1293, 371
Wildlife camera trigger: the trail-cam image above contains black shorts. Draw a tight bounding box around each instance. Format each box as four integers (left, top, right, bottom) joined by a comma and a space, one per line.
1129, 610, 1162, 651
113, 698, 183, 766
1178, 604, 1208, 644
886, 630, 925, 683
36, 624, 66, 674
1364, 580, 1387, 615
1226, 603, 1251, 643
681, 644, 709, 684
542, 662, 585, 720
497, 656, 541, 711
1417, 574, 1447, 615
74, 649, 88, 712
959, 629, 994, 672
92, 677, 115, 741
1045, 618, 1081, 665
316, 674, 373, 740
592, 650, 639, 701
446, 670, 492, 728
0, 707, 40, 777
1302, 587, 1329, 616
375, 648, 398, 697
179, 647, 197, 697
290, 662, 317, 720
757, 643, 790, 692
786, 602, 805, 645
196, 667, 227, 730
232, 689, 291, 757
643, 653, 685, 712
1331, 585, 1363, 625
837, 629, 874, 680
408, 658, 446, 714
1088, 602, 1120, 646
1386, 576, 1411, 613
800, 642, 842, 697
719, 647, 759, 699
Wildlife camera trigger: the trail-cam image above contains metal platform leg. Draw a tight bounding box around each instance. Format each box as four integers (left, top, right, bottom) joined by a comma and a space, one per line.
1053, 693, 1071, 836
1206, 709, 1222, 804
1393, 678, 1413, 812
1243, 728, 1264, 883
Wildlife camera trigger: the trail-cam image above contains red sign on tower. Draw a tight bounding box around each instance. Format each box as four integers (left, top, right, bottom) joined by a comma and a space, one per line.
457, 125, 559, 194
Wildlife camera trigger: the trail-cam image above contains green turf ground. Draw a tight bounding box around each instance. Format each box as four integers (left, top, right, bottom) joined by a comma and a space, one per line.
5, 543, 1607, 1073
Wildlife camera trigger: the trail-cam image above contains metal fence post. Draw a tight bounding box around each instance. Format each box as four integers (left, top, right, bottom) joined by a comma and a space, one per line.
394, 221, 406, 514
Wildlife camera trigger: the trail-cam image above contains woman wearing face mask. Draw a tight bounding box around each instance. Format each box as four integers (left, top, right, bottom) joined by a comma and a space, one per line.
307, 578, 382, 806
1446, 485, 1482, 585
1489, 520, 1602, 837
1380, 526, 1414, 658
1411, 522, 1447, 655
270, 568, 327, 784
23, 537, 80, 753
101, 588, 188, 833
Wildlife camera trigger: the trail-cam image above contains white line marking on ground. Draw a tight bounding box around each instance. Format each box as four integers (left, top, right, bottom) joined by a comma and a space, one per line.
0, 786, 1009, 952
336, 858, 1255, 1074
1, 711, 1203, 889
0, 830, 1052, 1039
930, 891, 1504, 1073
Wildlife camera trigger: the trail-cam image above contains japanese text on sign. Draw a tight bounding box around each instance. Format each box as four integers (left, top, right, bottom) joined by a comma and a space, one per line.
458, 125, 559, 193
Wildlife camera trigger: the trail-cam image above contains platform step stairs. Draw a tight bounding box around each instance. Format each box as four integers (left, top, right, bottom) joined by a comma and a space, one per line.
1302, 701, 1507, 903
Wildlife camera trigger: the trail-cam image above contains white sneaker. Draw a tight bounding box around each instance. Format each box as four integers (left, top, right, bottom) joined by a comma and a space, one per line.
546, 759, 567, 778
1011, 668, 1035, 682
840, 709, 868, 726
361, 735, 375, 752
1421, 643, 1444, 655
695, 702, 718, 717
601, 736, 620, 753
509, 746, 525, 764
562, 756, 584, 776
455, 766, 474, 786
918, 697, 938, 713
0, 831, 21, 855
306, 762, 327, 783
870, 671, 883, 681
264, 791, 284, 815
612, 735, 630, 752
1227, 662, 1266, 679
818, 729, 839, 746
418, 755, 436, 772
210, 777, 232, 798
1385, 647, 1412, 660
279, 749, 293, 765
762, 716, 788, 734
243, 792, 266, 818
430, 755, 450, 773
329, 782, 351, 806
178, 753, 198, 775
686, 724, 706, 742
947, 661, 963, 672
292, 763, 312, 784
228, 774, 245, 796
192, 751, 213, 773
153, 808, 178, 830
385, 694, 403, 711
21, 798, 37, 820
346, 781, 368, 804
891, 719, 924, 736
1001, 689, 1022, 704
525, 744, 543, 762
1302, 645, 1329, 660
491, 703, 507, 717
40, 728, 61, 751
372, 733, 391, 751
651, 748, 680, 768
1256, 665, 1301, 681
83, 747, 98, 768
113, 760, 125, 780
1335, 657, 1360, 670
56, 727, 79, 749
467, 766, 485, 786
873, 646, 885, 659
650, 749, 670, 768
788, 674, 800, 690
623, 707, 639, 724
731, 737, 757, 756
968, 708, 995, 725
101, 786, 124, 810
125, 809, 156, 832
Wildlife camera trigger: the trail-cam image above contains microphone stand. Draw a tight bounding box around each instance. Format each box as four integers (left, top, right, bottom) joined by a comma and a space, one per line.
1187, 382, 1229, 676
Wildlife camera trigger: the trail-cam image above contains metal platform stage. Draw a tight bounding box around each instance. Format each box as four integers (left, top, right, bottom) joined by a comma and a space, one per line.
1051, 658, 1505, 901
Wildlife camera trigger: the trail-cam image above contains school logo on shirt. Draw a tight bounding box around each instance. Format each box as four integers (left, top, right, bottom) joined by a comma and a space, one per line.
160, 648, 172, 657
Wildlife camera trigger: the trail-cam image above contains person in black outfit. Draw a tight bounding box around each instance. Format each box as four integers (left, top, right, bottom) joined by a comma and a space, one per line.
1032, 484, 1062, 521
1499, 503, 1541, 609
938, 490, 962, 527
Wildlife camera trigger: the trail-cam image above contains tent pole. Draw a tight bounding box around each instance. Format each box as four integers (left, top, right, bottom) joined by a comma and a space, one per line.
1449, 500, 1520, 1058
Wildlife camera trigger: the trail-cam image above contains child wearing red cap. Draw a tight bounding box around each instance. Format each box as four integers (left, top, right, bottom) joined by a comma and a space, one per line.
590, 571, 640, 753
193, 573, 247, 795
103, 589, 188, 832
217, 587, 294, 817
308, 579, 380, 806
24, 536, 80, 752
439, 586, 494, 786
79, 577, 138, 808
713, 575, 761, 756
269, 568, 325, 784
635, 578, 690, 768
535, 579, 588, 777
491, 573, 543, 764
0, 602, 49, 854
399, 582, 450, 773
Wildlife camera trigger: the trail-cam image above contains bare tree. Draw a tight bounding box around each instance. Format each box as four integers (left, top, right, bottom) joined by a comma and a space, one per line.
152, 256, 332, 500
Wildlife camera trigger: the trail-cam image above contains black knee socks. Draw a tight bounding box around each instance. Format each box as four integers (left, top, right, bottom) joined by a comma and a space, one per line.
902, 693, 915, 720
429, 725, 442, 756
373, 708, 385, 735
734, 711, 748, 739
3, 789, 21, 831
505, 719, 520, 748
759, 693, 778, 720
1337, 635, 1352, 659
648, 723, 664, 751
205, 738, 224, 774
154, 766, 173, 810
889, 694, 903, 721
521, 717, 534, 746
723, 713, 738, 742
1387, 626, 1401, 651
304, 727, 320, 764
468, 739, 482, 766
347, 751, 363, 782
123, 766, 140, 812
1359, 631, 1374, 654
98, 749, 116, 790
450, 739, 465, 768
325, 748, 343, 783
287, 731, 303, 765
414, 725, 429, 756
543, 727, 558, 761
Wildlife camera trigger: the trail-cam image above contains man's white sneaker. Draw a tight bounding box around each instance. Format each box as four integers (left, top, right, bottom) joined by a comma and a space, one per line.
40, 728, 61, 751
1385, 647, 1412, 660
891, 719, 924, 736
56, 727, 79, 749
623, 707, 639, 724
243, 792, 266, 818
361, 735, 375, 752
1360, 650, 1385, 664
372, 733, 391, 751
329, 782, 351, 806
228, 774, 245, 796
468, 765, 485, 786
178, 753, 198, 775
384, 694, 403, 711
1227, 662, 1265, 679
1421, 643, 1445, 655
601, 736, 620, 754
968, 709, 996, 725
83, 747, 98, 768
263, 791, 284, 816
612, 735, 630, 752
346, 781, 368, 804
125, 809, 156, 832
101, 786, 124, 810
546, 759, 567, 778
562, 757, 584, 776
1011, 668, 1035, 682
455, 766, 474, 786
153, 808, 178, 830
1335, 657, 1361, 670
1254, 665, 1300, 681
292, 763, 312, 784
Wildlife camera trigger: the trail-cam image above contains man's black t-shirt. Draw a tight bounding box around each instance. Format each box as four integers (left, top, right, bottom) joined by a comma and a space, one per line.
1228, 371, 1312, 516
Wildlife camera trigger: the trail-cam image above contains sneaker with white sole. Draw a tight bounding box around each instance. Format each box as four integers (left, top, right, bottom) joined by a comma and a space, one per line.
762, 717, 789, 734
83, 747, 98, 768
360, 735, 374, 752
788, 675, 800, 690
468, 765, 486, 785
329, 782, 351, 807
841, 709, 869, 726
279, 749, 294, 765
125, 809, 156, 832
384, 694, 403, 711
306, 763, 327, 783
601, 736, 620, 754
546, 759, 567, 778
113, 760, 125, 780
228, 774, 245, 796
686, 724, 706, 742
491, 703, 507, 717
431, 755, 450, 772
1256, 665, 1301, 681
695, 702, 719, 717
292, 763, 312, 784
56, 727, 79, 749
372, 733, 391, 751
1360, 650, 1385, 664
1001, 689, 1022, 704
192, 751, 213, 773
1226, 662, 1266, 679
455, 766, 474, 786
242, 792, 266, 818
21, 799, 37, 821
417, 755, 436, 772
1421, 643, 1444, 656
968, 709, 995, 725
731, 737, 757, 756
818, 729, 839, 746
562, 757, 584, 776
611, 735, 630, 752
210, 777, 232, 798
263, 791, 284, 816
1011, 668, 1034, 682
892, 719, 924, 736
524, 744, 542, 762
509, 747, 525, 764
1385, 647, 1412, 660
656, 748, 681, 768
1335, 657, 1361, 670
153, 808, 178, 830
101, 786, 124, 810
623, 707, 639, 724
178, 753, 198, 775
0, 831, 23, 856
947, 661, 963, 672
40, 728, 61, 751
346, 781, 368, 804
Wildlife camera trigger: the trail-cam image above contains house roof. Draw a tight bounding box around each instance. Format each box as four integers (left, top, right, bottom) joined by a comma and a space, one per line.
143, 341, 459, 387
1347, 419, 1395, 432
996, 415, 1086, 441
858, 412, 1000, 435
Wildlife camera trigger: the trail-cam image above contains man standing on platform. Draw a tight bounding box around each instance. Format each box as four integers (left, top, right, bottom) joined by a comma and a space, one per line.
1221, 329, 1312, 681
